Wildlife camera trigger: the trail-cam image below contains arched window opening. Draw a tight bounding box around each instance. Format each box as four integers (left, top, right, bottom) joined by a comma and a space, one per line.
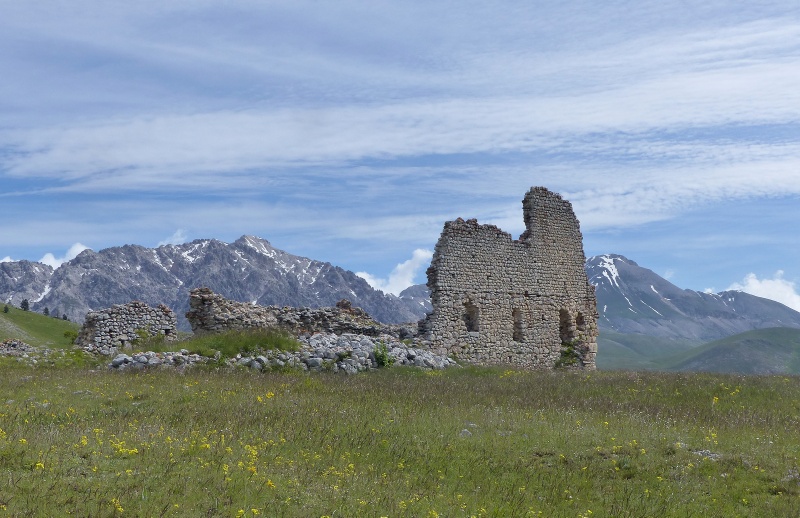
512, 308, 524, 342
463, 300, 480, 332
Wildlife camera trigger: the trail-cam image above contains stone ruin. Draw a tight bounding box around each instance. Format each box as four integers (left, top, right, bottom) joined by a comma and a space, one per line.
74, 187, 597, 370
75, 301, 177, 354
185, 287, 399, 337
420, 186, 598, 369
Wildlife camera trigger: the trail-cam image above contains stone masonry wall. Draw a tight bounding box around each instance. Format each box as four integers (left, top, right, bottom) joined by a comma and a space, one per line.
421, 187, 598, 369
75, 301, 177, 354
185, 287, 394, 337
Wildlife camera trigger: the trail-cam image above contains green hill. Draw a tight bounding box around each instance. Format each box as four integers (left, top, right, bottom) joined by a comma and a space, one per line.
596, 330, 700, 370
0, 305, 80, 348
656, 327, 800, 374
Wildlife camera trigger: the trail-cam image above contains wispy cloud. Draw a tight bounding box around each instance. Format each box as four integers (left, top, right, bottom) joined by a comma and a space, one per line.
0, 1, 798, 295
157, 229, 189, 247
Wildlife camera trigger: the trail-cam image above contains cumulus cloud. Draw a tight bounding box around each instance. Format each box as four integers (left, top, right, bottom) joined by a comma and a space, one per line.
1, 256, 13, 263
39, 243, 89, 269
728, 271, 800, 312
158, 229, 188, 247
357, 249, 433, 296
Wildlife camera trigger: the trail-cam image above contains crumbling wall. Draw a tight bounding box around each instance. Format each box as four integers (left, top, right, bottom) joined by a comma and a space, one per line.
421, 187, 598, 369
76, 301, 177, 354
185, 287, 391, 337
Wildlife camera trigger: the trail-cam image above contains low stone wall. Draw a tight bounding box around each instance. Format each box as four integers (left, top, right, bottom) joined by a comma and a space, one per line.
108, 332, 457, 373
186, 287, 394, 337
75, 301, 177, 354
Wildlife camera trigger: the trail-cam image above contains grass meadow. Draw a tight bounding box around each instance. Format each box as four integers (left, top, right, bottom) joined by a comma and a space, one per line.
1, 363, 799, 517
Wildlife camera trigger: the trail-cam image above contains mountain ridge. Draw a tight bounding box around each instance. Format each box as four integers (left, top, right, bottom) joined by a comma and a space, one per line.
1, 235, 429, 330
585, 254, 800, 341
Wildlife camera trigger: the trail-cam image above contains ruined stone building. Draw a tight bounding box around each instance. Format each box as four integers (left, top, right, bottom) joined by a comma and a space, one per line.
75, 301, 177, 354
421, 187, 598, 369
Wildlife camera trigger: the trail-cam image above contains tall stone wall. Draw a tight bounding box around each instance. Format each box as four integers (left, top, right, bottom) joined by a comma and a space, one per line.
186, 287, 393, 337
421, 187, 598, 369
76, 301, 177, 354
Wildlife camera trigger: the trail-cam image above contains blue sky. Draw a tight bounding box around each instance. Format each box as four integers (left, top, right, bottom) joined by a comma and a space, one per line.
1, 1, 799, 309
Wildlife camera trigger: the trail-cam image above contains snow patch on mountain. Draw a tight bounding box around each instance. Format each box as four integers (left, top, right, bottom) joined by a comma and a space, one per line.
34, 283, 51, 303
588, 254, 622, 288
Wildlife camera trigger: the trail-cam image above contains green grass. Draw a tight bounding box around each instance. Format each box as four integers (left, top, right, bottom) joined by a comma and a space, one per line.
0, 306, 79, 348
1, 366, 799, 516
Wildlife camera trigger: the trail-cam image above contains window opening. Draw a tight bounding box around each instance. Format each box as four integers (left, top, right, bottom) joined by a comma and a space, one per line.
463, 300, 480, 332
512, 308, 524, 341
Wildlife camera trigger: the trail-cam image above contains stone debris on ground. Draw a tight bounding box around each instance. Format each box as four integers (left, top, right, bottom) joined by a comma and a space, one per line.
0, 339, 37, 356
107, 332, 457, 373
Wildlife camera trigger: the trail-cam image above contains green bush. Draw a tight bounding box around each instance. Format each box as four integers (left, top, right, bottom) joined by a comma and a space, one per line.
374, 341, 395, 367
555, 340, 581, 368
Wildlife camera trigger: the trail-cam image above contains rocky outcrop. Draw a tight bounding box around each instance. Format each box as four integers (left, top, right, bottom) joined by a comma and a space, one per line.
75, 301, 177, 355
422, 187, 598, 369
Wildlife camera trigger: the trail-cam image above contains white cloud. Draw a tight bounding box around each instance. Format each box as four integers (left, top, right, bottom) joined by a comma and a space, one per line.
357, 249, 433, 296
39, 243, 89, 269
728, 271, 800, 312
1, 256, 13, 263
158, 229, 188, 247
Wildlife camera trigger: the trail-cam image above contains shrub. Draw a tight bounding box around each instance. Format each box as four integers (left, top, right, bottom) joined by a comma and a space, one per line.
374, 341, 395, 367
555, 340, 580, 368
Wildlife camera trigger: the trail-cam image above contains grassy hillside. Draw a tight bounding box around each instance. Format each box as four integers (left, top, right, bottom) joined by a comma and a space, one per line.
0, 366, 798, 516
0, 305, 79, 348
596, 330, 699, 370
658, 327, 800, 374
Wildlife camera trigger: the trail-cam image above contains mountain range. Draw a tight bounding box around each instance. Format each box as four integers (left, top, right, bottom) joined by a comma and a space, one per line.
586, 254, 800, 341
0, 235, 430, 330
3, 238, 800, 372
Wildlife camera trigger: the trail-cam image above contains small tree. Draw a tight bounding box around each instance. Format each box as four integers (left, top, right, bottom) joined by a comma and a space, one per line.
20, 299, 30, 311
2, 305, 8, 314
43, 307, 50, 317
